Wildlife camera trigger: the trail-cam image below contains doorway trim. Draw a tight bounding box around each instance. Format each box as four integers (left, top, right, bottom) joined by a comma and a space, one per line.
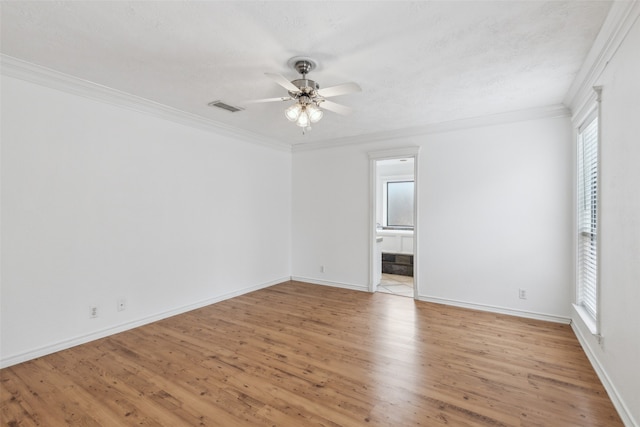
368, 147, 421, 299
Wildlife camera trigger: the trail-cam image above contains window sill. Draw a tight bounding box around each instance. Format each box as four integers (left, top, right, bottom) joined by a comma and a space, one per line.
573, 303, 598, 335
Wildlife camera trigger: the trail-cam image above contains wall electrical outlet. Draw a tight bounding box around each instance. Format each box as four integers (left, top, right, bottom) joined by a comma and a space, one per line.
519, 289, 527, 299
117, 298, 126, 312
89, 306, 99, 318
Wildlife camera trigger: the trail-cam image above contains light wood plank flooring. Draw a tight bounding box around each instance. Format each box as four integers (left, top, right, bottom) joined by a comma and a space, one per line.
1, 281, 622, 426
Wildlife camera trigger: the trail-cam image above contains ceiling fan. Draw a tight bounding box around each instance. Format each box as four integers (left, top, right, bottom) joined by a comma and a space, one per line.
247, 56, 361, 131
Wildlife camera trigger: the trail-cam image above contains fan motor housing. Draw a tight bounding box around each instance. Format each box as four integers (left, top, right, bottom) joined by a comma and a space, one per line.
290, 79, 319, 97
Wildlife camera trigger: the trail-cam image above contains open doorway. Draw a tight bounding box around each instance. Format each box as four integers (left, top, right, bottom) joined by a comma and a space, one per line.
369, 148, 420, 298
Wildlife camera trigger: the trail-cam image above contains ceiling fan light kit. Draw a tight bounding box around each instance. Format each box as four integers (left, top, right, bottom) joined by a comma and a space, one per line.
285, 96, 323, 128
248, 56, 361, 134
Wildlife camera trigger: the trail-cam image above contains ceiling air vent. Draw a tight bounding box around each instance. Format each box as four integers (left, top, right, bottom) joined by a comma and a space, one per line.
208, 100, 244, 113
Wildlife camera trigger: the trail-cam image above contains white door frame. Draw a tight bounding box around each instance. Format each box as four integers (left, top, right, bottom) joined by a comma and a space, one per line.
368, 147, 421, 298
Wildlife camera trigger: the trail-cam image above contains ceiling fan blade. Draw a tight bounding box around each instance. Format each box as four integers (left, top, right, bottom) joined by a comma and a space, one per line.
319, 100, 353, 115
265, 72, 300, 93
243, 96, 292, 104
317, 82, 362, 98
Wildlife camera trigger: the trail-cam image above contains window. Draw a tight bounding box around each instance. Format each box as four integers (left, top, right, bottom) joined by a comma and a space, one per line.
577, 113, 598, 322
386, 180, 414, 228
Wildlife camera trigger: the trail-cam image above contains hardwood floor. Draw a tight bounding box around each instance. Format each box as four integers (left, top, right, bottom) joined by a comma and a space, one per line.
1, 281, 622, 426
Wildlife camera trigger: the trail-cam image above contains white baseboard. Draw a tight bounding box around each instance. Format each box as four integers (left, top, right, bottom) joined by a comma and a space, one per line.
290, 276, 369, 292
290, 280, 570, 324
0, 277, 289, 369
571, 315, 638, 427
416, 294, 571, 324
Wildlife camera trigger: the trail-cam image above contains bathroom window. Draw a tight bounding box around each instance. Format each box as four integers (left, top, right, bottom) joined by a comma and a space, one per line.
386, 181, 414, 228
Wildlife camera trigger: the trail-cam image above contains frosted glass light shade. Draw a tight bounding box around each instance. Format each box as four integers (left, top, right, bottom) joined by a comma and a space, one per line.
306, 104, 323, 123
285, 103, 302, 121
296, 111, 310, 127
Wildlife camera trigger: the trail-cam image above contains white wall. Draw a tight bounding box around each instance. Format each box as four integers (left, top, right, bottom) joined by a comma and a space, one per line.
292, 115, 573, 321
291, 145, 370, 289
421, 117, 573, 319
0, 75, 292, 366
570, 15, 640, 426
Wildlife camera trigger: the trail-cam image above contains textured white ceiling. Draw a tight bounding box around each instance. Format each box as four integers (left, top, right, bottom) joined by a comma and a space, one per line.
0, 1, 611, 146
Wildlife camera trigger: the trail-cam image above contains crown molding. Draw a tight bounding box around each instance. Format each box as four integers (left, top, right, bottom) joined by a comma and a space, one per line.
564, 0, 640, 116
292, 104, 570, 152
0, 55, 291, 152
1, 53, 577, 155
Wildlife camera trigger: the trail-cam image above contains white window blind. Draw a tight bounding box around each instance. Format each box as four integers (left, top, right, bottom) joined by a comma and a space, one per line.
577, 115, 598, 320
